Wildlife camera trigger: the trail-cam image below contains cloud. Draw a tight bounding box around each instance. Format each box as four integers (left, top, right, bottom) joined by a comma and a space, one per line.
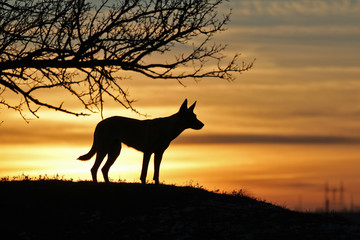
231, 0, 360, 17
0, 125, 90, 146
226, 0, 360, 35
2, 118, 359, 146
225, 25, 360, 37
0, 117, 94, 146
173, 134, 360, 145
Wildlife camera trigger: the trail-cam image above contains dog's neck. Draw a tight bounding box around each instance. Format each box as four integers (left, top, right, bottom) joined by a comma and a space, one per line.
167, 113, 187, 141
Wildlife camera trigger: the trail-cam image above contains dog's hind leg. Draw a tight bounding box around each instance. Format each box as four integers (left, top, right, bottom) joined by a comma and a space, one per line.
153, 151, 164, 185
91, 151, 107, 183
102, 142, 121, 183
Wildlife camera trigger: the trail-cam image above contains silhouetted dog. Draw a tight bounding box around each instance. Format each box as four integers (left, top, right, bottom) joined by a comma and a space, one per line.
78, 99, 204, 184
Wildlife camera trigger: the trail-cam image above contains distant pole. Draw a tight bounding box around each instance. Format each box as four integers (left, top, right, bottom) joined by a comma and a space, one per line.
325, 182, 330, 213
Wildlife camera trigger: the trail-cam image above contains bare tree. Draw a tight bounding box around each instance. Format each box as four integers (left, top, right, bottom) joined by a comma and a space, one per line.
0, 0, 253, 120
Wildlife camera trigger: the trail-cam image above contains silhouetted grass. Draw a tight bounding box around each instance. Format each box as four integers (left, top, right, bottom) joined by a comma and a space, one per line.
1, 178, 359, 240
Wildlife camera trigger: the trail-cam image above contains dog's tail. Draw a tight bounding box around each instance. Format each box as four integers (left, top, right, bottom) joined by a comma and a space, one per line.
77, 142, 96, 161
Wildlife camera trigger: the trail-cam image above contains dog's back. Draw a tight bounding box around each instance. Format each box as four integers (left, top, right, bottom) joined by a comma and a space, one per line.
94, 115, 180, 153
95, 116, 148, 152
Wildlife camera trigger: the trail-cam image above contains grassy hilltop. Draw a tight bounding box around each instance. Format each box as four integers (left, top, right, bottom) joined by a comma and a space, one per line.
1, 180, 359, 240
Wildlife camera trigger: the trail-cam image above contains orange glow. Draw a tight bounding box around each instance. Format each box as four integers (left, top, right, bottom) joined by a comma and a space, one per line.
1, 141, 359, 211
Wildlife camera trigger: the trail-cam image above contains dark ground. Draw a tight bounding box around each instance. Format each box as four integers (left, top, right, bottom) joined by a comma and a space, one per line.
1, 180, 359, 240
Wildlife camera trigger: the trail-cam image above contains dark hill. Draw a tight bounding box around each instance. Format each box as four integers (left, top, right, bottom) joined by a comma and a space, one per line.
1, 180, 359, 240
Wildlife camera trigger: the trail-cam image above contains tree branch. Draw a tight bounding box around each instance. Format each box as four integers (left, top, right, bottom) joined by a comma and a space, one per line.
0, 0, 253, 120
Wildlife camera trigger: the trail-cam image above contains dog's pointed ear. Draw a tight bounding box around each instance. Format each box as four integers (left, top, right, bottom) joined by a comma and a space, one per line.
179, 99, 188, 112
188, 101, 197, 112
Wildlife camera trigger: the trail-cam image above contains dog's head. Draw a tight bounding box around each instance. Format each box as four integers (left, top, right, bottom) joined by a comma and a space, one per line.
178, 99, 204, 130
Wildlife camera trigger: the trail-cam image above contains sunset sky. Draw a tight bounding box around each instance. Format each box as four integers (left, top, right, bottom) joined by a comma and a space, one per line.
1, 0, 360, 211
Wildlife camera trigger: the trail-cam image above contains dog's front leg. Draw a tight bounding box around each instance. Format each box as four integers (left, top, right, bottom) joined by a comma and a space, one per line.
153, 151, 164, 185
140, 152, 151, 184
